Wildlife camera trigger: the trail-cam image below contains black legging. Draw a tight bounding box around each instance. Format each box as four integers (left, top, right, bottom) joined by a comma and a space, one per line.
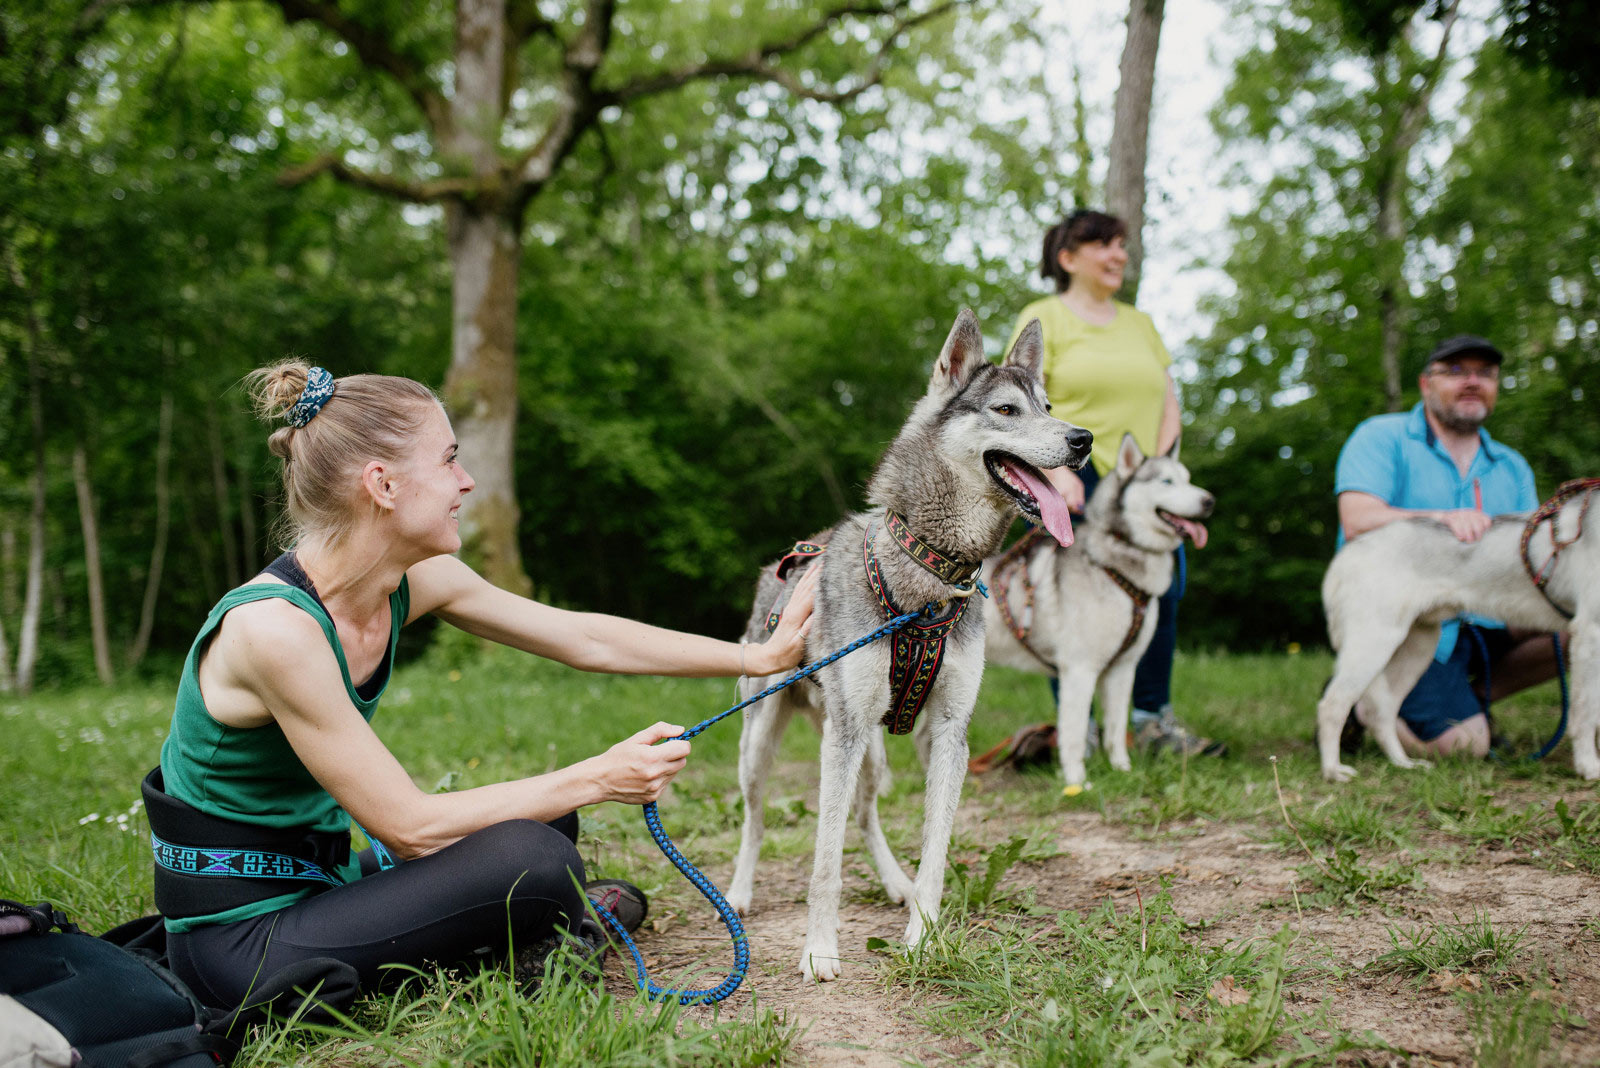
168, 816, 585, 1008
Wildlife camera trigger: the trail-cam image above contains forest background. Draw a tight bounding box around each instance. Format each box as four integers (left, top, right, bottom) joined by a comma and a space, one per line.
2, 0, 1598, 692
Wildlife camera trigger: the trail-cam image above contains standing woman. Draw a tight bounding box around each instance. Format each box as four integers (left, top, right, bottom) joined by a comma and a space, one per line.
1012, 209, 1224, 758
147, 362, 818, 1009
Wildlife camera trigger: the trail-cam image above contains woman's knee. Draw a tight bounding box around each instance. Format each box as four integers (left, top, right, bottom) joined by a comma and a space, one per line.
452, 819, 586, 905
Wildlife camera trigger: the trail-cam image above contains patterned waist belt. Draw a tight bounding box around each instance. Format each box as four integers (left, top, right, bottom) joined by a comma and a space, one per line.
142, 767, 391, 921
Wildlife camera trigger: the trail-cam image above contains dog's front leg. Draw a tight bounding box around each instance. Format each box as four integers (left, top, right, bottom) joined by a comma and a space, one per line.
1569, 619, 1600, 780
1055, 667, 1099, 787
1097, 660, 1137, 773
800, 713, 870, 982
904, 707, 972, 949
855, 730, 915, 905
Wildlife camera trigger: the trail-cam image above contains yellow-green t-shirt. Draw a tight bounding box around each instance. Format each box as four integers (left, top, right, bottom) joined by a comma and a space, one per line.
1010, 296, 1171, 476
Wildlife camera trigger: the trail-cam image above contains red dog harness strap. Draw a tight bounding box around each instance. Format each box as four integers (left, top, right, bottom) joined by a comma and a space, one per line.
1101, 565, 1154, 662
991, 526, 1056, 674
885, 510, 982, 592
863, 522, 968, 735
765, 533, 833, 634
1519, 477, 1600, 621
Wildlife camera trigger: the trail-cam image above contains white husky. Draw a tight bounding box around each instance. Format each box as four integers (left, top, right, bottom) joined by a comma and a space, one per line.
1316, 485, 1599, 783
726, 309, 1091, 982
983, 434, 1214, 788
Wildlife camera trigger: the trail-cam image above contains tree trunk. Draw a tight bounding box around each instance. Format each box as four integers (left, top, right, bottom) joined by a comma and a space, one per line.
1105, 0, 1166, 303
438, 0, 530, 594
72, 443, 115, 685
1375, 0, 1461, 411
129, 391, 173, 669
0, 523, 13, 693
207, 410, 240, 587
1, 522, 16, 625
442, 206, 530, 595
16, 370, 46, 694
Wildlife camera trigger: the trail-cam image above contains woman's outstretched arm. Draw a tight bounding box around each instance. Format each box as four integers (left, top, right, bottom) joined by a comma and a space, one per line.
404, 553, 818, 678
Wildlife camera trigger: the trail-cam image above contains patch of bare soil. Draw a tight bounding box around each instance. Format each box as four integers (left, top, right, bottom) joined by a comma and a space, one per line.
602, 853, 967, 1067
606, 768, 1600, 1066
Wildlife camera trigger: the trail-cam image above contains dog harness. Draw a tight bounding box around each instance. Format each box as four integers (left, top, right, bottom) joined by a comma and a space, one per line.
992, 525, 1154, 668
764, 533, 832, 633
1519, 477, 1600, 620
884, 510, 983, 593
992, 526, 1056, 672
863, 519, 972, 734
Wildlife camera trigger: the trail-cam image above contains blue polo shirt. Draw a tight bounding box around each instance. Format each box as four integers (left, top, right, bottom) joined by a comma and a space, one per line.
1335, 403, 1538, 660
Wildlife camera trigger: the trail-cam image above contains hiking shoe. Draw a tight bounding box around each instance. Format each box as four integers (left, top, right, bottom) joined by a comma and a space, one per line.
1134, 708, 1227, 758
586, 878, 648, 934
513, 925, 605, 991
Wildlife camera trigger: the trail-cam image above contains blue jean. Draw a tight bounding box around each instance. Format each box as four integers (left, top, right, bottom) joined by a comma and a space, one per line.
1048, 462, 1183, 719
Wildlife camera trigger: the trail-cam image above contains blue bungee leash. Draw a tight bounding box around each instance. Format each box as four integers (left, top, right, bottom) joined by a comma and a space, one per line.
590, 593, 978, 1005
1471, 627, 1570, 763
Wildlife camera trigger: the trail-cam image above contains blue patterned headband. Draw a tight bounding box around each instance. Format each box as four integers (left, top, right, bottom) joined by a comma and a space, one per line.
286, 367, 336, 428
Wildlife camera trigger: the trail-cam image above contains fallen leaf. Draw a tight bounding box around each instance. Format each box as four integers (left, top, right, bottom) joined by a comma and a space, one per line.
1208, 976, 1251, 1006
1425, 971, 1483, 993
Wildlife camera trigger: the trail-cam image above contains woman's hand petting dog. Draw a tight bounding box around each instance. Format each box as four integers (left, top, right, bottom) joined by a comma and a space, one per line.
749, 564, 820, 676
590, 721, 693, 804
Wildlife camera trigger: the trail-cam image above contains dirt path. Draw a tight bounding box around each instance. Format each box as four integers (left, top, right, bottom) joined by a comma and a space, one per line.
605, 779, 1600, 1065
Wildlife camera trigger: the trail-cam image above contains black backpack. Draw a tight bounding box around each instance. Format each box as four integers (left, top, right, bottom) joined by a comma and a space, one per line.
0, 900, 359, 1067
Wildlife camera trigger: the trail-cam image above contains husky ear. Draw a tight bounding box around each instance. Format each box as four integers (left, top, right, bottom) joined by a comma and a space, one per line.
1115, 432, 1144, 479
1002, 318, 1044, 381
1163, 435, 1181, 462
932, 308, 986, 393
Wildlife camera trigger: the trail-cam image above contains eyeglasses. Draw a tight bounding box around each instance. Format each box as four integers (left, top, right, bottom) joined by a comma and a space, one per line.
1427, 363, 1500, 382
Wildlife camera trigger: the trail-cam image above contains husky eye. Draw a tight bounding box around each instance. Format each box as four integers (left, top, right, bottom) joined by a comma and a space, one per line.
991, 404, 1019, 417
1160, 477, 1174, 484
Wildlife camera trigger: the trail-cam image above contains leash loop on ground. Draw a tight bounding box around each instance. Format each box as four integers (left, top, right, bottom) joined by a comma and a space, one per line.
593, 602, 932, 1005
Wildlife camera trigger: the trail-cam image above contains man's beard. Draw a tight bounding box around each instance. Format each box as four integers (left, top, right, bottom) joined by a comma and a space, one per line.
1429, 396, 1490, 434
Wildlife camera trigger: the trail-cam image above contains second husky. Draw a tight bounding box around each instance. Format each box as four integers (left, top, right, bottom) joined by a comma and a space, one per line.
983, 434, 1214, 788
727, 309, 1091, 982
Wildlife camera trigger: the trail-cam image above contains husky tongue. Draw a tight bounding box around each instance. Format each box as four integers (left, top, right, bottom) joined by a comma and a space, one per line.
1169, 516, 1209, 549
1002, 459, 1074, 547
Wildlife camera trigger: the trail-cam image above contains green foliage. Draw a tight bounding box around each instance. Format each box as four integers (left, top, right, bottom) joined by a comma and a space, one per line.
1464, 985, 1562, 1068
1369, 911, 1529, 985
1185, 0, 1600, 650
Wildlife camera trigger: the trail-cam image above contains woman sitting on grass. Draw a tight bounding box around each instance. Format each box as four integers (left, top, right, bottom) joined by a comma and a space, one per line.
147, 361, 817, 1010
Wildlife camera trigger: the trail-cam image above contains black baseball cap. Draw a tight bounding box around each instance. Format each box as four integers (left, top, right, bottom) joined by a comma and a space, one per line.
1421, 335, 1503, 375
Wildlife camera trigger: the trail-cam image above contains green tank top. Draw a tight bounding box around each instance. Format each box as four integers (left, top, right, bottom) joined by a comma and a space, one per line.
158, 577, 410, 931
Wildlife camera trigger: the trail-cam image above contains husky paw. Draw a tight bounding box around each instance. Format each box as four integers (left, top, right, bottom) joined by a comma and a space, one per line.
799, 939, 843, 982
1109, 752, 1132, 773
725, 886, 752, 917
903, 910, 933, 949
1322, 763, 1358, 784
1393, 756, 1432, 771
1574, 753, 1600, 781
882, 873, 915, 907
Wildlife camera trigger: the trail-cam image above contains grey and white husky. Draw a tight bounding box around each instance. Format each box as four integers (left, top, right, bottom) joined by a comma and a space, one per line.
983, 434, 1213, 788
1316, 493, 1599, 783
726, 309, 1091, 982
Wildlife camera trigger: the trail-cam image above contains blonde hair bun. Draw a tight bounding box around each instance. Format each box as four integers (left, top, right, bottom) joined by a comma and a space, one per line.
245, 360, 314, 423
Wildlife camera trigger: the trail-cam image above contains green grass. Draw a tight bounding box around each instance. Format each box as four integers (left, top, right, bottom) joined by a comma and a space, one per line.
5, 645, 1598, 1064
1368, 911, 1530, 985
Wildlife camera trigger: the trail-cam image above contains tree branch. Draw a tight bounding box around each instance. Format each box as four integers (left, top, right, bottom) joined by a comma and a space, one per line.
277, 155, 479, 204
506, 0, 560, 46
597, 0, 964, 108
267, 0, 450, 135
